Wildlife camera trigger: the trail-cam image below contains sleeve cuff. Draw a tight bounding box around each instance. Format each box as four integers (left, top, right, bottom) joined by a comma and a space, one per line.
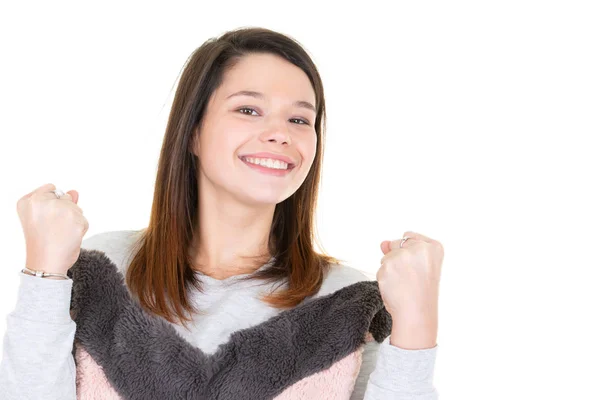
11, 271, 74, 325
371, 335, 438, 390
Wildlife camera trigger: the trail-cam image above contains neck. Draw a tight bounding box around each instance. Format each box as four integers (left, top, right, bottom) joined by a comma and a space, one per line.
189, 185, 275, 280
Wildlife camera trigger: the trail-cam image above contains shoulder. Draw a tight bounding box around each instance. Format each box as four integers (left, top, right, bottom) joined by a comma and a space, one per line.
315, 262, 375, 298
81, 229, 144, 275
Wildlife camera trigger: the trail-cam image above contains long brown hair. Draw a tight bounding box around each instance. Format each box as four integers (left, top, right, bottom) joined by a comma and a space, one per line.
125, 26, 345, 328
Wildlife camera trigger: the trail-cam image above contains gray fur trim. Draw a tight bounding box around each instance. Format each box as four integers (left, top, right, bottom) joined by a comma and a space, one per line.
68, 248, 392, 400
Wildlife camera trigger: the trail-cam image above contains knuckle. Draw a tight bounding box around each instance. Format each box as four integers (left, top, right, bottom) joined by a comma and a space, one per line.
412, 241, 427, 252
31, 192, 47, 203
436, 241, 444, 253
428, 240, 443, 255
413, 243, 430, 259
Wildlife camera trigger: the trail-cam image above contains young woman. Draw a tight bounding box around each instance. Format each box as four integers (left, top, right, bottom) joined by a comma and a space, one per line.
3, 27, 441, 399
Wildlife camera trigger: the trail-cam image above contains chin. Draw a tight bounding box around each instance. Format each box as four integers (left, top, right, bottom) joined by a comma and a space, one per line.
239, 189, 294, 207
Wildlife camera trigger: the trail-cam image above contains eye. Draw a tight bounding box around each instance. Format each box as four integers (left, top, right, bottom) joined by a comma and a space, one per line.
238, 107, 259, 116
237, 107, 311, 126
290, 118, 310, 126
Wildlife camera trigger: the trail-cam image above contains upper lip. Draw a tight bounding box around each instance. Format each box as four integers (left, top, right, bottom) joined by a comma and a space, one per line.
239, 152, 297, 166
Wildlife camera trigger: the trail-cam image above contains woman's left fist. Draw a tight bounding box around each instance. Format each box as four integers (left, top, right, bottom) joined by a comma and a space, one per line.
377, 231, 444, 348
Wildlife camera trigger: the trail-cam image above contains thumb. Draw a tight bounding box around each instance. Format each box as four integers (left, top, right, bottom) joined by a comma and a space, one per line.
380, 240, 391, 255
67, 190, 79, 204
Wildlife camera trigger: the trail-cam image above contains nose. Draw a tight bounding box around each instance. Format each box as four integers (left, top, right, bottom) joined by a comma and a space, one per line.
261, 117, 292, 145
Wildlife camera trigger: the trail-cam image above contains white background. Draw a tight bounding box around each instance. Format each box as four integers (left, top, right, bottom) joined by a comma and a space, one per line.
1, 1, 599, 398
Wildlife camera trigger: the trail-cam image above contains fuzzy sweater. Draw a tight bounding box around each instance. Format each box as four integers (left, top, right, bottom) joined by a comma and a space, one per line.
0, 230, 439, 399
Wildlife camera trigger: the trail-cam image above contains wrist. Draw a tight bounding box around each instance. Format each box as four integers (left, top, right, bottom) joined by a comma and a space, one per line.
390, 317, 438, 350
22, 266, 70, 280
390, 331, 437, 350
44, 276, 69, 280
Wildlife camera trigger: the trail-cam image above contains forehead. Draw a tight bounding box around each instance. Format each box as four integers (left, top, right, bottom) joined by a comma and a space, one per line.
217, 53, 316, 105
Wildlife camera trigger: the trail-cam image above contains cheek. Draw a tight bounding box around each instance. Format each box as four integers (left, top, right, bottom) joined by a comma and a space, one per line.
197, 130, 229, 172
199, 120, 236, 154
301, 136, 318, 166
199, 123, 250, 173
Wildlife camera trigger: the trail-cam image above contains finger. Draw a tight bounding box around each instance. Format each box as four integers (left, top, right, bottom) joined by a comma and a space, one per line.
67, 190, 79, 204
20, 183, 55, 201
34, 183, 56, 194
54, 192, 72, 201
380, 240, 391, 254
402, 231, 436, 244
389, 236, 420, 250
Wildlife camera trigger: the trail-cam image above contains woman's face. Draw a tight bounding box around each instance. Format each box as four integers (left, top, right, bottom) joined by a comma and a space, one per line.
192, 52, 318, 207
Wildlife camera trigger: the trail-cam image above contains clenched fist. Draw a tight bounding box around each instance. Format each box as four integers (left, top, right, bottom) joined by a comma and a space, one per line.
377, 231, 444, 350
16, 183, 89, 276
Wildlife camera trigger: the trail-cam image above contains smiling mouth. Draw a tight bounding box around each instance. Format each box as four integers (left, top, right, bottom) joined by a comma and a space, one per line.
238, 156, 297, 170
239, 156, 297, 176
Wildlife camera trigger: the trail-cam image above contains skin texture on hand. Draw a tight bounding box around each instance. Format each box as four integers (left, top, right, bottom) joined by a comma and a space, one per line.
377, 231, 444, 350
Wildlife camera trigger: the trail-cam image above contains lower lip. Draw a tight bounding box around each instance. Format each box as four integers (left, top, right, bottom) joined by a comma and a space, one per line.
240, 157, 294, 176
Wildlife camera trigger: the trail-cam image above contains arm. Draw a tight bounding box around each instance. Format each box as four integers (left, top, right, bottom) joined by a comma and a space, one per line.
350, 336, 439, 400
0, 272, 77, 400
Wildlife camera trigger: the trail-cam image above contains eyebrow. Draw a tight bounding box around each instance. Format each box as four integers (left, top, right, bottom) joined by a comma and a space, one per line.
226, 90, 316, 114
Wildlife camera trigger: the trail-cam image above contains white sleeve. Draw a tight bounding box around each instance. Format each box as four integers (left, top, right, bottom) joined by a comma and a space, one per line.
0, 272, 77, 400
352, 336, 439, 400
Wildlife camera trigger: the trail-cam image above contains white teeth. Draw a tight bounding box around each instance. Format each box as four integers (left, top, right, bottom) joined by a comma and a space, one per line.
242, 157, 289, 170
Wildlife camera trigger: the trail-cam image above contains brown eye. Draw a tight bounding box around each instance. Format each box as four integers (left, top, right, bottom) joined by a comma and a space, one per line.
290, 118, 310, 126
237, 107, 310, 126
238, 107, 258, 116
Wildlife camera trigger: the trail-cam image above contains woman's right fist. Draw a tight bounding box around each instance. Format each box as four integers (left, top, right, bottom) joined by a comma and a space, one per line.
16, 183, 89, 274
